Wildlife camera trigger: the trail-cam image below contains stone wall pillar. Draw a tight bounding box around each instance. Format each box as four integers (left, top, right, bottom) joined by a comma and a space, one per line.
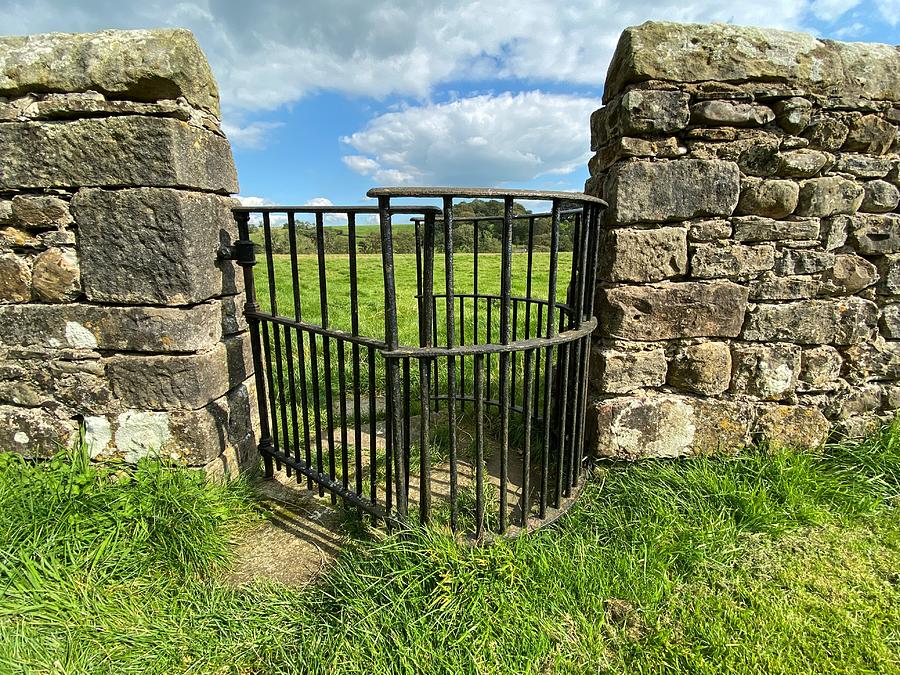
0, 29, 256, 477
587, 22, 900, 458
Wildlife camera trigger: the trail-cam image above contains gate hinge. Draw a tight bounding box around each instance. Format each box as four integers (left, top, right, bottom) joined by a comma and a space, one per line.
219, 239, 256, 266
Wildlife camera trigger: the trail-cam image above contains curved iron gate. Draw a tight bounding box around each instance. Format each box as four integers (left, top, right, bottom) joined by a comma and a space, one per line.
232, 187, 605, 538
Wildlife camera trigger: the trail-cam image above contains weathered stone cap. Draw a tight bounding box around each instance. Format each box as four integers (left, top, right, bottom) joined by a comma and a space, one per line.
0, 28, 220, 116
604, 21, 900, 103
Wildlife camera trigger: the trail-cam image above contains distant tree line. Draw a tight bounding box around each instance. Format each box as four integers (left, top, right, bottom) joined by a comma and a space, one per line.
249, 199, 580, 255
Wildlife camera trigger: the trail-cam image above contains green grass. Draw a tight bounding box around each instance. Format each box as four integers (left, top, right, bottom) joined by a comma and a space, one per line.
2, 424, 899, 673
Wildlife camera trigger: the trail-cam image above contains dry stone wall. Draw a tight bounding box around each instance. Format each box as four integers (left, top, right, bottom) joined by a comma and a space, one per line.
587, 21, 900, 459
0, 29, 256, 477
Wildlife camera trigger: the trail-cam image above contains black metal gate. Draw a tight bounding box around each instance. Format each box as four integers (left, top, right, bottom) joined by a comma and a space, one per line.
232, 187, 605, 538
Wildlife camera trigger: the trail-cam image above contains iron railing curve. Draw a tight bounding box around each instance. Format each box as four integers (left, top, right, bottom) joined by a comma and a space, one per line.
233, 187, 607, 540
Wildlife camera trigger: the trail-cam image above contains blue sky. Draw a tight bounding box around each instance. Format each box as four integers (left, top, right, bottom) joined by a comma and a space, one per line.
3, 0, 899, 210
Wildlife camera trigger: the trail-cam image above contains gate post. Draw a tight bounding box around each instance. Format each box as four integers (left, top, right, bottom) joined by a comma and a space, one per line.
0, 29, 256, 477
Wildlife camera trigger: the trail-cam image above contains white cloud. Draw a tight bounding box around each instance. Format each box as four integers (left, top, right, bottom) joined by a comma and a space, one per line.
809, 0, 862, 21
341, 91, 597, 188
220, 121, 283, 149
4, 0, 818, 112
235, 195, 274, 207
875, 0, 900, 24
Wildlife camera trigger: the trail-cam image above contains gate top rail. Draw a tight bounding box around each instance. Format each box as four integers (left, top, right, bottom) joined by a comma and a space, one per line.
232, 204, 440, 215
367, 186, 607, 205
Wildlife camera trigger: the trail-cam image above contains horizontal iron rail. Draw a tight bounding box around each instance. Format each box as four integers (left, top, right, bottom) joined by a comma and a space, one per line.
410, 208, 586, 223
233, 205, 441, 215
382, 317, 596, 358
262, 445, 394, 522
248, 311, 389, 351
367, 186, 608, 205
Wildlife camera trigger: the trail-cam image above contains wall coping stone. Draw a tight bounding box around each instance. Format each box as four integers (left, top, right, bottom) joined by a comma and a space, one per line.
0, 29, 220, 116
605, 21, 900, 103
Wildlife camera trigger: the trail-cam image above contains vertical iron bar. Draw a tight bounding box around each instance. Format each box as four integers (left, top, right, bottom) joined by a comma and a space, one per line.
402, 357, 411, 497
261, 213, 286, 474
459, 295, 465, 404
287, 213, 313, 489
566, 211, 589, 495
497, 197, 513, 532
315, 213, 337, 504
233, 211, 274, 478
539, 200, 562, 519
418, 211, 435, 523
473, 217, 479, 346
486, 297, 492, 401
348, 213, 364, 498
442, 195, 459, 531
474, 353, 485, 539
574, 205, 603, 490
368, 346, 377, 505
378, 196, 407, 520
309, 331, 324, 495
338, 338, 349, 491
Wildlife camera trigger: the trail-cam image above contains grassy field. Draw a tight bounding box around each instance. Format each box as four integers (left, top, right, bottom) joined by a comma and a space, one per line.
255, 252, 572, 347
1, 425, 898, 674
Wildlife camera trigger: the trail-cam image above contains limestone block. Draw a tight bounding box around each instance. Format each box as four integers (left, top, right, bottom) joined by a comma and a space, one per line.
735, 179, 799, 218
0, 117, 238, 192
849, 214, 900, 254
667, 341, 732, 395
597, 281, 748, 340
777, 149, 831, 178
10, 195, 72, 228
832, 154, 893, 178
688, 219, 731, 242
603, 159, 740, 223
731, 216, 819, 242
589, 394, 752, 459
690, 398, 754, 453
773, 97, 812, 134
590, 346, 667, 394
843, 339, 900, 381
74, 188, 240, 305
0, 301, 223, 352
773, 249, 835, 276
843, 115, 896, 154
875, 254, 900, 295
87, 382, 257, 466
731, 343, 801, 401
821, 215, 849, 250
0, 352, 110, 416
861, 180, 900, 213
0, 201, 11, 224
603, 22, 900, 102
598, 226, 687, 282
31, 248, 80, 302
796, 177, 864, 217
106, 334, 252, 410
588, 137, 685, 174
0, 405, 80, 458
880, 304, 900, 338
749, 274, 822, 301
690, 242, 775, 279
742, 298, 878, 345
591, 395, 695, 459
827, 383, 883, 420
803, 118, 850, 151
754, 405, 829, 449
820, 254, 878, 295
0, 29, 220, 116
591, 90, 690, 149
800, 346, 842, 390
0, 253, 31, 302
690, 101, 775, 127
